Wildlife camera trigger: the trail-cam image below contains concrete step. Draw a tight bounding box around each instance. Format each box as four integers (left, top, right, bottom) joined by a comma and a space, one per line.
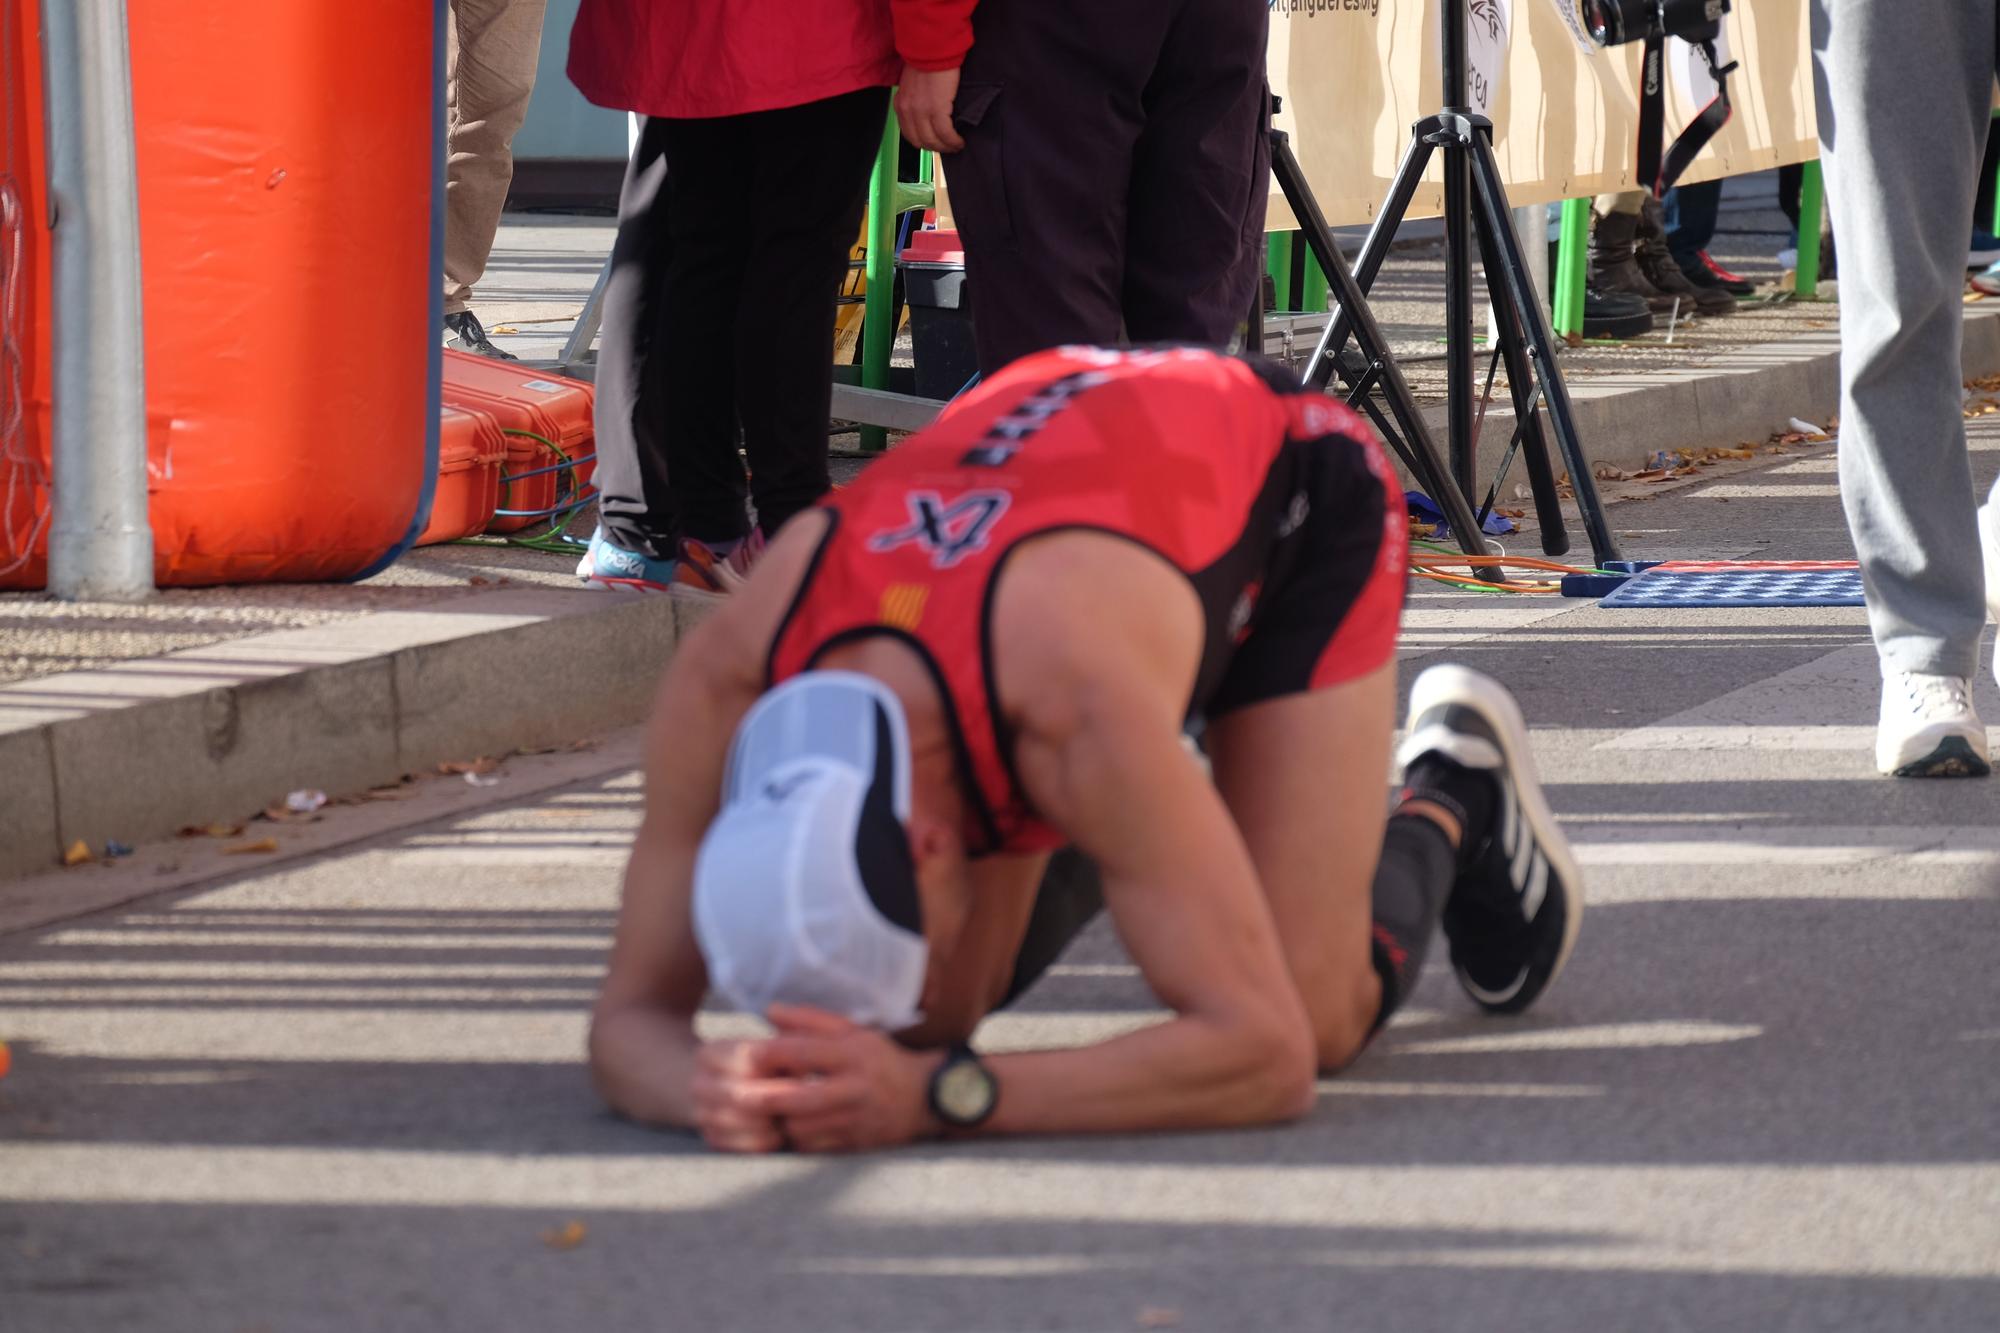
0, 587, 719, 880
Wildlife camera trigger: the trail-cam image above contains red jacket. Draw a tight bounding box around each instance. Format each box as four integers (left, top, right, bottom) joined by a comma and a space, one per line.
568, 0, 976, 120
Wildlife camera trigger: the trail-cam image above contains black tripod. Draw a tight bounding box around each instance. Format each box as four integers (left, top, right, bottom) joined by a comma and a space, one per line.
1264, 0, 1627, 570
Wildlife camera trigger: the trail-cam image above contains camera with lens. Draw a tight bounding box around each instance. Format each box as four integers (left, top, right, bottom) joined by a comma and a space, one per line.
1568, 0, 1736, 194
1582, 0, 1728, 47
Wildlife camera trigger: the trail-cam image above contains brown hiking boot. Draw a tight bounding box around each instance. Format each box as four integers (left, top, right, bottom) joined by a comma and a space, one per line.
1589, 209, 1677, 314
1637, 199, 1735, 317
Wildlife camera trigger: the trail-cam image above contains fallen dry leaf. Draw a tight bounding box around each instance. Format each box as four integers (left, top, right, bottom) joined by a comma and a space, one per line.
438, 756, 501, 777
62, 840, 93, 867
516, 738, 599, 756
178, 822, 245, 839
223, 838, 280, 855
541, 1220, 588, 1250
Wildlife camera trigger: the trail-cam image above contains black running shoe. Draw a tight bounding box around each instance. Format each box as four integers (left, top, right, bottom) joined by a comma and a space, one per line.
1681, 251, 1756, 298
443, 310, 519, 361
1396, 665, 1584, 1014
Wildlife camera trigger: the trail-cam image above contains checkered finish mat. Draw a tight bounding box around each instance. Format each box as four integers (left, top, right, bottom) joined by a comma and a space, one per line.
1598, 561, 1866, 609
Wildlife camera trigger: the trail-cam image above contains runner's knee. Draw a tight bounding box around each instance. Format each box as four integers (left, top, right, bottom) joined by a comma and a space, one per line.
1309, 964, 1382, 1072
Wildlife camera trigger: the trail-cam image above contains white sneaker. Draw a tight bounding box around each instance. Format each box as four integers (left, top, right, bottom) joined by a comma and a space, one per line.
1978, 502, 2000, 628
1875, 671, 1989, 777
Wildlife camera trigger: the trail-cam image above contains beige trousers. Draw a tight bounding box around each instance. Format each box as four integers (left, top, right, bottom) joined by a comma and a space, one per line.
444, 0, 548, 314
1594, 190, 1646, 217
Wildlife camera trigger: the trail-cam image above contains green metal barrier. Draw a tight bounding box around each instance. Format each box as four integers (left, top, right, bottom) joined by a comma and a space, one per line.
859, 109, 936, 451
1266, 230, 1293, 310
1552, 197, 1590, 338
1300, 246, 1328, 313
1795, 159, 1824, 300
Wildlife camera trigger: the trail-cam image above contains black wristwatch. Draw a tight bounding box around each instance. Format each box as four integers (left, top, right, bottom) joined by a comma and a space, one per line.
926, 1043, 999, 1129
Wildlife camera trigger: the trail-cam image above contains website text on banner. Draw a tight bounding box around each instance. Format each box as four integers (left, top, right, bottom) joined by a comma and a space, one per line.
1266, 0, 1819, 229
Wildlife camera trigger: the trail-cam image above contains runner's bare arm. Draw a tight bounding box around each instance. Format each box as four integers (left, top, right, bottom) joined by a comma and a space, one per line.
966, 535, 1319, 1133
736, 690, 1319, 1147
976, 661, 1320, 1133
588, 520, 827, 1132
586, 629, 751, 1129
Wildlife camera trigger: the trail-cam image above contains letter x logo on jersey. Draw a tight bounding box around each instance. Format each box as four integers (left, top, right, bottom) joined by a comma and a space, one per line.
869, 490, 1012, 569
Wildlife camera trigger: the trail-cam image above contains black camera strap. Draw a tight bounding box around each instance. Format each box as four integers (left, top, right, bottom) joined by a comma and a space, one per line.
1635, 33, 1736, 198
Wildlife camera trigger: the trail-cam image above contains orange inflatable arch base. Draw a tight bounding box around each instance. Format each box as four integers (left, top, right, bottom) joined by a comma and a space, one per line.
0, 0, 50, 587
0, 0, 443, 589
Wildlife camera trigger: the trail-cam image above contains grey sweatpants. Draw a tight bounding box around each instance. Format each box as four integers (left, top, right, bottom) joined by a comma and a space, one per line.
1813, 0, 1998, 677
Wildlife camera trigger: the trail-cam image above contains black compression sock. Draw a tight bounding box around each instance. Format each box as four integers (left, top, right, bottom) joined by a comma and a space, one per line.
1367, 813, 1458, 1034
1397, 754, 1498, 870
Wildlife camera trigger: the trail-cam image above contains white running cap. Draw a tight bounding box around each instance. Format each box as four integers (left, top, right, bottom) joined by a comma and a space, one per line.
691, 671, 928, 1029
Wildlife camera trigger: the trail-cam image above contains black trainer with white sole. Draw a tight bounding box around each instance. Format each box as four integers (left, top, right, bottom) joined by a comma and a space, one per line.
1396, 665, 1583, 1015
443, 310, 518, 362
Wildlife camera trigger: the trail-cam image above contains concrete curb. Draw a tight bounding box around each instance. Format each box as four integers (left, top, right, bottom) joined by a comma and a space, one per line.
0, 588, 719, 880
0, 729, 645, 938
1421, 305, 2000, 495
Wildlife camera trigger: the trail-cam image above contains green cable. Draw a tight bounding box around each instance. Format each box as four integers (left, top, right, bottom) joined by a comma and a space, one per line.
1410, 537, 1615, 578
449, 427, 593, 555
1418, 572, 1529, 594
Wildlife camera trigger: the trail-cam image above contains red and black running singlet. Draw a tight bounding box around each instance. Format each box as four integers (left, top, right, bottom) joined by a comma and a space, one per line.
767, 345, 1404, 856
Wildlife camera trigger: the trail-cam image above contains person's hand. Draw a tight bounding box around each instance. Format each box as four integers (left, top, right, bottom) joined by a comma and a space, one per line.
741, 1004, 942, 1152
689, 1039, 790, 1153
896, 66, 965, 153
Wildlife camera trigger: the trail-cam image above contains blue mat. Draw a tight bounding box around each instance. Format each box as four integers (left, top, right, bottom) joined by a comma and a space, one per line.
1598, 562, 1865, 609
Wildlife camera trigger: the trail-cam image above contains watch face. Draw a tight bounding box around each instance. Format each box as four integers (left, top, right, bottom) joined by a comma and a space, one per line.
935, 1056, 997, 1125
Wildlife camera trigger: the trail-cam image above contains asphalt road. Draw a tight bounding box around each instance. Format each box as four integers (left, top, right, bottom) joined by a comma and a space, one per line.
3, 424, 1998, 1332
